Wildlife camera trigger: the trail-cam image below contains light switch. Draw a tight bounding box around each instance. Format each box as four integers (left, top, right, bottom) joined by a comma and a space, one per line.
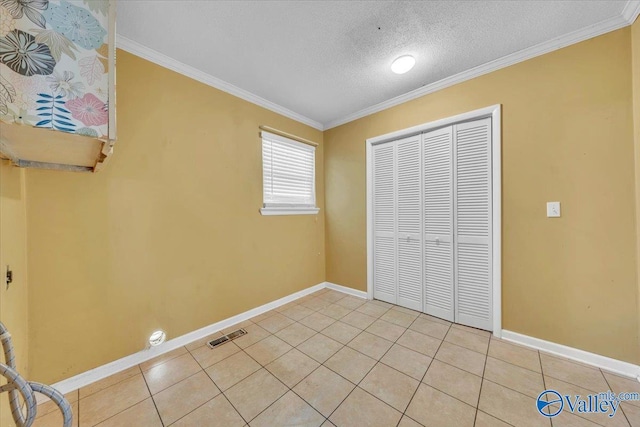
547, 202, 561, 218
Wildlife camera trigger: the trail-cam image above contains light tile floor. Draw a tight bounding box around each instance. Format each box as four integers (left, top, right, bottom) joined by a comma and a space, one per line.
33, 289, 640, 426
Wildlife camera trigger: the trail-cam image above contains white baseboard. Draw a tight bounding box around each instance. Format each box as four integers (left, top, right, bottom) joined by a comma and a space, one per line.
49, 284, 638, 397
324, 282, 368, 299
502, 330, 640, 380
49, 282, 332, 396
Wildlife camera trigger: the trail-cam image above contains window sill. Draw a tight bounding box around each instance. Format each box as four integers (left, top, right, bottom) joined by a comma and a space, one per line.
260, 207, 320, 216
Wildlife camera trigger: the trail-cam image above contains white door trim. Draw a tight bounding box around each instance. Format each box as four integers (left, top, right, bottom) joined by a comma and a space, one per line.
366, 104, 502, 337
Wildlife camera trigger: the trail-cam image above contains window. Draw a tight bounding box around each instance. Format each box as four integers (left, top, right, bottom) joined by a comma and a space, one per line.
261, 131, 319, 215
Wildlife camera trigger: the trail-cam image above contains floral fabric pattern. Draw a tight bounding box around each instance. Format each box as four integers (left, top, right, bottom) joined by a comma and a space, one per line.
46, 70, 83, 99
32, 28, 78, 61
67, 92, 106, 126
0, 6, 16, 36
0, 29, 56, 76
44, 0, 105, 50
0, 0, 111, 139
0, 74, 16, 114
0, 0, 49, 29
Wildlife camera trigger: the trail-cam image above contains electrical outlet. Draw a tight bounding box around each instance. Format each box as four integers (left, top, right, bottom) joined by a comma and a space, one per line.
547, 202, 561, 218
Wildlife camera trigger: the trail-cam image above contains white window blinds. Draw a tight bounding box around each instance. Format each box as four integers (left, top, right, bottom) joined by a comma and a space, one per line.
261, 131, 318, 215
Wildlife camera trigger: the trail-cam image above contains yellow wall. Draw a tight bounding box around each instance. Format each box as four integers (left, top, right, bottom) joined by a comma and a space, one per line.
11, 23, 640, 384
325, 28, 638, 363
25, 50, 325, 384
0, 160, 29, 425
633, 17, 640, 361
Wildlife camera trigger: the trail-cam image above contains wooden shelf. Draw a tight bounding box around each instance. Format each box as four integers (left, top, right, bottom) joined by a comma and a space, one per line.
0, 122, 114, 172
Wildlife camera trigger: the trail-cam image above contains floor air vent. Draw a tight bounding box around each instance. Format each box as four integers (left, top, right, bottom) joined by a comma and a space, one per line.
207, 329, 247, 349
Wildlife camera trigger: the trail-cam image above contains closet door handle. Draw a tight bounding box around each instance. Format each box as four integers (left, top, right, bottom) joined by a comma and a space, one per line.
435, 237, 440, 245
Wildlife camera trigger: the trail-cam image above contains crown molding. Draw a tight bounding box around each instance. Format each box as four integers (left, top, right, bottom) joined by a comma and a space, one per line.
117, 1, 639, 132
324, 4, 637, 130
115, 35, 324, 131
622, 0, 640, 23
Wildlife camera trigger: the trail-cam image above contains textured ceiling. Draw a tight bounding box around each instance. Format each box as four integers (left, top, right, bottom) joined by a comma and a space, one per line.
117, 1, 630, 129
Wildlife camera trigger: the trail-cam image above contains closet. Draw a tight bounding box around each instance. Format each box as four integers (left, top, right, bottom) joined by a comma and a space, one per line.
371, 116, 494, 331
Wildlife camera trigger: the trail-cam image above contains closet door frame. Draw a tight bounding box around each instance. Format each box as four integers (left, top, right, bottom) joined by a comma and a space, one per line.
366, 104, 502, 337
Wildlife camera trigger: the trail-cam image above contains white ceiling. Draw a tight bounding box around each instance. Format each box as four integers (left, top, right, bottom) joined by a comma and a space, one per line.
117, 1, 637, 130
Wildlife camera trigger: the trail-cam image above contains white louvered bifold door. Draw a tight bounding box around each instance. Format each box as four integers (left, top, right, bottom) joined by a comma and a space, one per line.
454, 118, 493, 331
423, 127, 455, 321
396, 135, 423, 311
372, 142, 397, 304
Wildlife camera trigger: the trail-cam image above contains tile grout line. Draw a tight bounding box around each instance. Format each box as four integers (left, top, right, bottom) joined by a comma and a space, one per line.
166, 391, 237, 427
75, 365, 143, 402
320, 312, 405, 423
151, 353, 224, 424
110, 293, 630, 426
295, 299, 372, 422
251, 380, 328, 425
484, 352, 546, 376
216, 382, 254, 427
487, 339, 615, 400
482, 374, 548, 402
297, 303, 484, 425
227, 329, 301, 424
86, 299, 466, 426
140, 348, 196, 374
392, 328, 492, 379
81, 370, 164, 427
477, 408, 517, 427
403, 359, 492, 417
446, 334, 557, 378
72, 291, 339, 426
472, 332, 491, 426
217, 392, 250, 426
124, 297, 465, 425
599, 368, 632, 427
222, 310, 338, 425
172, 312, 305, 426
280, 298, 369, 419
170, 343, 248, 425
396, 315, 452, 427
313, 306, 428, 425
191, 291, 333, 375
286, 363, 333, 422
331, 321, 440, 393
217, 345, 272, 426
211, 358, 254, 427
540, 369, 619, 397
144, 351, 205, 396
78, 291, 609, 427
139, 361, 167, 427
539, 349, 554, 426
162, 366, 220, 426
237, 296, 355, 423
440, 333, 492, 356
414, 329, 532, 426
255, 297, 396, 423
538, 350, 631, 387
540, 351, 612, 427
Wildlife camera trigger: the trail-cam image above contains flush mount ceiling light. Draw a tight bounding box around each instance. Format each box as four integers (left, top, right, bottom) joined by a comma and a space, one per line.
391, 55, 415, 74
148, 330, 166, 347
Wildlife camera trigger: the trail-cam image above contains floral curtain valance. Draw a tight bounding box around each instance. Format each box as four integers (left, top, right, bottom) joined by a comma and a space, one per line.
0, 0, 113, 139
